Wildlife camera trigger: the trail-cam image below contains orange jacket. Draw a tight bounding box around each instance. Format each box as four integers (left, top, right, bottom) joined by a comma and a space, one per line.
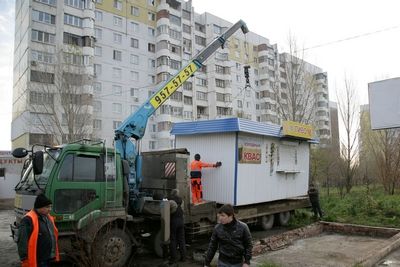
21, 210, 60, 267
190, 160, 215, 178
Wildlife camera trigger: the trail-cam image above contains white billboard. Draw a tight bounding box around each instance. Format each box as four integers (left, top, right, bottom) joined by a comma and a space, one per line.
368, 77, 400, 130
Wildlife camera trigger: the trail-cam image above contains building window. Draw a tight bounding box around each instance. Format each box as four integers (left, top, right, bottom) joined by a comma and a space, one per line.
93, 101, 102, 112
237, 100, 243, 108
32, 10, 55, 24
94, 64, 102, 76
131, 22, 139, 33
94, 28, 102, 39
113, 16, 122, 27
93, 82, 102, 94
112, 103, 122, 113
130, 88, 138, 97
148, 75, 155, 84
95, 10, 103, 21
195, 35, 206, 46
113, 33, 122, 44
30, 91, 54, 104
30, 70, 54, 84
148, 59, 155, 69
94, 46, 102, 56
93, 119, 102, 130
131, 6, 139, 16
183, 24, 191, 34
148, 43, 155, 53
131, 38, 139, 48
112, 68, 122, 79
196, 78, 207, 87
113, 0, 122, 10
147, 0, 154, 6
130, 54, 139, 65
34, 0, 56, 6
196, 91, 208, 101
195, 23, 205, 33
64, 13, 83, 27
63, 52, 84, 65
169, 29, 181, 40
170, 15, 181, 26
130, 71, 139, 81
113, 120, 122, 129
31, 50, 54, 64
182, 9, 191, 20
148, 12, 155, 21
149, 141, 156, 150
213, 24, 222, 34
113, 50, 122, 61
31, 30, 55, 44
148, 27, 155, 37
184, 96, 192, 105
112, 85, 122, 96
64, 0, 84, 8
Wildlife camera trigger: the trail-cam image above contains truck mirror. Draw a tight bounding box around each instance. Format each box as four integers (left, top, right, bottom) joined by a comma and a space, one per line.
12, 148, 28, 158
122, 160, 130, 177
33, 151, 44, 175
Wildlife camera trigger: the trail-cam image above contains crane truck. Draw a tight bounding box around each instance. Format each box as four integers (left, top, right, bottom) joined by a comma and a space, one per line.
10, 20, 249, 266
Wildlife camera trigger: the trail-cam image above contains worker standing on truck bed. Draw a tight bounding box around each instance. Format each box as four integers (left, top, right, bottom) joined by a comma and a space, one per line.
190, 153, 221, 204
17, 194, 60, 267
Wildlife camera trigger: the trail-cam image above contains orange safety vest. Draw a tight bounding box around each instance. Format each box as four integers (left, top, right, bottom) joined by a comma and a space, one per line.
190, 160, 215, 178
21, 210, 60, 267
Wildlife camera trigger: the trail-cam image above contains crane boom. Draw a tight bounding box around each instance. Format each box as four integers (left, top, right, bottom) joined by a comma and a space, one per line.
114, 20, 249, 197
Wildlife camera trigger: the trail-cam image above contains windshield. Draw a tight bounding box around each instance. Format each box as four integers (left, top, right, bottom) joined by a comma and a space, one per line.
19, 148, 62, 192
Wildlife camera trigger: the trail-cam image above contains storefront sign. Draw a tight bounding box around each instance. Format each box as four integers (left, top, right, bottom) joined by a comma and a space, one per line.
282, 121, 313, 140
238, 138, 262, 164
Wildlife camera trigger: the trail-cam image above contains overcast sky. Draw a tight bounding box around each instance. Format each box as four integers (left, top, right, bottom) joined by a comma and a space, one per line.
0, 0, 399, 150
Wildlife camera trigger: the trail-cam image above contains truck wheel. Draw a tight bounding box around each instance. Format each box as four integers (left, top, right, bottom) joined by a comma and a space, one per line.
259, 215, 274, 230
278, 211, 291, 226
92, 228, 132, 267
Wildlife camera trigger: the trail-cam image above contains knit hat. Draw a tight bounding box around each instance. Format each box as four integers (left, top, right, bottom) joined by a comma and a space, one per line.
34, 194, 52, 209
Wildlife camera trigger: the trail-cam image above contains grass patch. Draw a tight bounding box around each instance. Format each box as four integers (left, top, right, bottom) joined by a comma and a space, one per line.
259, 261, 283, 267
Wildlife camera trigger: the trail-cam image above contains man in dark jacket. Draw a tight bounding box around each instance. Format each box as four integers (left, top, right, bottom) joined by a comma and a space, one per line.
308, 183, 324, 219
169, 189, 186, 265
204, 204, 252, 267
18, 193, 59, 267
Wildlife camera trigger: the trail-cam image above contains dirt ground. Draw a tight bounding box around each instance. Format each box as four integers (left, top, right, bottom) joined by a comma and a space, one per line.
0, 210, 20, 267
253, 233, 387, 267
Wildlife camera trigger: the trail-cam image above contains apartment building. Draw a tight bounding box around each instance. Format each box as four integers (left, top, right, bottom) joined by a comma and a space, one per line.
12, 0, 331, 150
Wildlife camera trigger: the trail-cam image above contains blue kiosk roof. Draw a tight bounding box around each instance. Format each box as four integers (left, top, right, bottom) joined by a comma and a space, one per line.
171, 118, 283, 138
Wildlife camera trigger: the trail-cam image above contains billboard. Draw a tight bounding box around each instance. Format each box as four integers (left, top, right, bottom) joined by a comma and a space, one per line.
368, 77, 400, 130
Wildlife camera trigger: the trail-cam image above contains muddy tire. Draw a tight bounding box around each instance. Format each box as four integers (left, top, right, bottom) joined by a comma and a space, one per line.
278, 211, 291, 226
92, 228, 132, 267
259, 215, 274, 230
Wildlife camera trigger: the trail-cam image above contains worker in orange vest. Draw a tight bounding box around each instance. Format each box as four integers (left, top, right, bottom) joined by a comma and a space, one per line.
18, 194, 60, 267
190, 153, 221, 204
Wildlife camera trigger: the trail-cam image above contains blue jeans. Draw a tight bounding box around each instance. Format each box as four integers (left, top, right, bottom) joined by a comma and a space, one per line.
218, 259, 243, 267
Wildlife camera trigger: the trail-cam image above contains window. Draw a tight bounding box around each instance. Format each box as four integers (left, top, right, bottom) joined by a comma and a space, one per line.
157, 25, 169, 35
94, 64, 102, 76
94, 46, 102, 56
183, 82, 192, 91
130, 88, 138, 97
113, 120, 122, 129
113, 33, 122, 44
130, 54, 139, 65
148, 27, 155, 36
170, 59, 181, 70
131, 22, 139, 33
148, 43, 155, 53
113, 50, 122, 61
113, 16, 122, 27
148, 75, 155, 84
237, 100, 243, 108
215, 79, 226, 88
169, 29, 181, 40
183, 24, 191, 34
93, 101, 102, 112
30, 70, 54, 84
94, 28, 102, 39
34, 0, 56, 6
63, 52, 84, 65
130, 71, 139, 81
170, 91, 182, 101
131, 6, 139, 16
131, 38, 139, 48
93, 82, 102, 94
64, 0, 85, 8
31, 50, 54, 64
213, 24, 222, 34
91, 119, 102, 130
31, 30, 55, 44
113, 0, 122, 10
147, 0, 154, 6
148, 59, 155, 69
183, 111, 192, 119
113, 68, 122, 79
113, 85, 122, 96
195, 23, 205, 33
148, 12, 155, 21
95, 10, 103, 21
30, 91, 54, 104
64, 13, 83, 27
184, 96, 192, 105
195, 35, 206, 46
196, 91, 207, 101
182, 9, 191, 20
112, 103, 122, 113
32, 10, 55, 24
149, 141, 156, 150
170, 15, 181, 26
196, 77, 207, 87
58, 154, 104, 182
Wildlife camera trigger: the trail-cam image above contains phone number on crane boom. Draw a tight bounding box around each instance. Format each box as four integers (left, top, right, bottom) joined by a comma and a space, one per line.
150, 62, 198, 109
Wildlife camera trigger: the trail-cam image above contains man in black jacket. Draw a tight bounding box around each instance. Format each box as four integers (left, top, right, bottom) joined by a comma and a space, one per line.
204, 204, 252, 267
308, 183, 324, 219
169, 189, 186, 265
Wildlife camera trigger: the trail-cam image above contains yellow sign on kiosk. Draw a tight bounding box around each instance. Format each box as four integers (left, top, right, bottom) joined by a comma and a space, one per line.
282, 121, 313, 139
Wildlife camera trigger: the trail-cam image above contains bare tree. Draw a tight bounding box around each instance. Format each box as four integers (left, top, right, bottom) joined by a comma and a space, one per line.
337, 75, 359, 194
272, 34, 318, 124
29, 47, 93, 145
